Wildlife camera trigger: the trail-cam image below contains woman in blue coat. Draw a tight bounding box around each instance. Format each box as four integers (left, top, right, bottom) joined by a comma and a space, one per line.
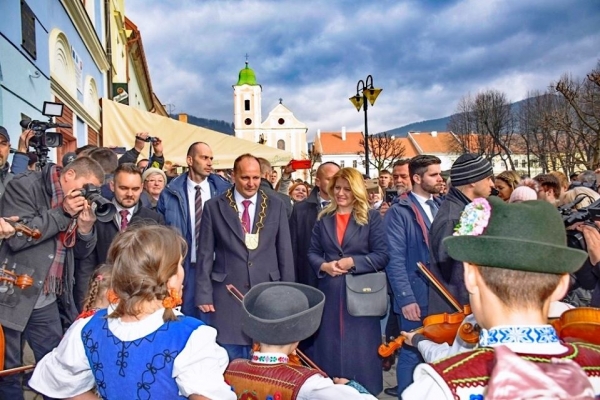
308, 167, 389, 396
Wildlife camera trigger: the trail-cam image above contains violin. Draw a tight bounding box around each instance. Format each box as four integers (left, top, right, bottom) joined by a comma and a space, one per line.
2, 218, 41, 240
551, 307, 600, 345
0, 259, 33, 291
378, 262, 480, 358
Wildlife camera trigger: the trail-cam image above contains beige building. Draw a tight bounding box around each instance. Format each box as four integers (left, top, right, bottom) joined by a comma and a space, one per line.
233, 62, 307, 162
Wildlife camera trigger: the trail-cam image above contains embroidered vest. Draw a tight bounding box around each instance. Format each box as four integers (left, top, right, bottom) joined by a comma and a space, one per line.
429, 342, 600, 400
81, 309, 204, 400
225, 359, 325, 400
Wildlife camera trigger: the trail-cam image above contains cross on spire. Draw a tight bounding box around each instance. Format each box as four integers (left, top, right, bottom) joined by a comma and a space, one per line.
245, 53, 250, 63
279, 98, 283, 104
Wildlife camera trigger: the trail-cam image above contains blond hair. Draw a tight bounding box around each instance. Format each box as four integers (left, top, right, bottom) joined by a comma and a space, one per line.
318, 168, 369, 225
560, 186, 600, 210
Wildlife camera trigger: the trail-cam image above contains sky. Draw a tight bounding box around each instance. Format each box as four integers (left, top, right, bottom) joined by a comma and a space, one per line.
126, 0, 600, 140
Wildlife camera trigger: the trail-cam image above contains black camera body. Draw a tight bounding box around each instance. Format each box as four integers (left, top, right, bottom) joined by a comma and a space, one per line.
20, 119, 65, 148
560, 198, 600, 251
137, 135, 159, 144
20, 102, 70, 168
80, 184, 116, 223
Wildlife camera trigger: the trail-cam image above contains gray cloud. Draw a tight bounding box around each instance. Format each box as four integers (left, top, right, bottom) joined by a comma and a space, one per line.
126, 0, 600, 138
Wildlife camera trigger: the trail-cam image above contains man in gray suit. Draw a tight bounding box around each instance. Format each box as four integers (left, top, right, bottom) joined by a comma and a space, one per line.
196, 153, 295, 360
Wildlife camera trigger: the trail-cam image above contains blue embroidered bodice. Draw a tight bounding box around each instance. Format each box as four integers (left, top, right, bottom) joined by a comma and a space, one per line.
479, 324, 559, 347
81, 308, 204, 400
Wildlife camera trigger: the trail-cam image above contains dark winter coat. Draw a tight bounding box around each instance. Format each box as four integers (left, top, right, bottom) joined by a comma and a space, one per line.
428, 186, 471, 314
307, 209, 388, 395
385, 192, 441, 314
289, 188, 321, 287
0, 166, 96, 331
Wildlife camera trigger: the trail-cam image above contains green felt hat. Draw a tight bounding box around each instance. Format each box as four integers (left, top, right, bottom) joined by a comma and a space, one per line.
443, 196, 587, 274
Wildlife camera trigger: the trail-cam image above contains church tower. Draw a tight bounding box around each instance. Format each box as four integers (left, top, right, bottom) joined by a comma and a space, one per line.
233, 62, 262, 143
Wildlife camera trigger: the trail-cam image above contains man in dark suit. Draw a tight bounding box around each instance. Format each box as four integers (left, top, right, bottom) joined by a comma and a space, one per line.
257, 157, 292, 218
289, 161, 339, 287
196, 154, 295, 361
75, 163, 164, 310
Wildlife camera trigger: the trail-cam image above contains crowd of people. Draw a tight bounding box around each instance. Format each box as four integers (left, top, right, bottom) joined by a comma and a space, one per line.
0, 125, 598, 399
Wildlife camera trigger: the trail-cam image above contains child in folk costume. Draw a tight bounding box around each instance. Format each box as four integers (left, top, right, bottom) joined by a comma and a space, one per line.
225, 282, 377, 399
402, 196, 600, 400
30, 225, 236, 400
78, 263, 113, 318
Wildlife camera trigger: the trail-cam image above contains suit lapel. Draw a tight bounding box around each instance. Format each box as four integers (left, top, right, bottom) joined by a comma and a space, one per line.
342, 215, 360, 247
218, 196, 245, 242
322, 214, 342, 251
252, 191, 266, 234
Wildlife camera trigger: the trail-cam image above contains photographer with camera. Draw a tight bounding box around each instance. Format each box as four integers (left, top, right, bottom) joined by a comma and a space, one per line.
118, 132, 164, 171
0, 156, 104, 399
75, 163, 164, 311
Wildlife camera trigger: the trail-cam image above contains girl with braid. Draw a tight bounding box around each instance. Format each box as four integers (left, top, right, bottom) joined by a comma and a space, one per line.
30, 225, 235, 400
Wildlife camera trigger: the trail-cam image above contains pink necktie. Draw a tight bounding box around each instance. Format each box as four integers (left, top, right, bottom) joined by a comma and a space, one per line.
241, 200, 252, 233
119, 210, 129, 231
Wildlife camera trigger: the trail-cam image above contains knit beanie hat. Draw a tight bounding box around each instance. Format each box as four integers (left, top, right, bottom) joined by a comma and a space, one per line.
509, 186, 537, 203
451, 153, 493, 187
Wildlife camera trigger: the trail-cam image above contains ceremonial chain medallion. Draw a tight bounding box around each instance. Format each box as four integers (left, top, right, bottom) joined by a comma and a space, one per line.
226, 189, 267, 250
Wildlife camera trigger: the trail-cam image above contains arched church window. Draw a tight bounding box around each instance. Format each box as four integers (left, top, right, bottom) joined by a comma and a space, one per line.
277, 140, 285, 150
244, 100, 250, 111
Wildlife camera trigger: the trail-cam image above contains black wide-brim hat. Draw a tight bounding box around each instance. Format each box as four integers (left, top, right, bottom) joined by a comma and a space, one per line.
444, 196, 588, 274
242, 282, 325, 345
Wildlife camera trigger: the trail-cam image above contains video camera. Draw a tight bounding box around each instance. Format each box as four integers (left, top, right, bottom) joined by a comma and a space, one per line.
79, 184, 116, 223
20, 102, 69, 168
559, 197, 600, 251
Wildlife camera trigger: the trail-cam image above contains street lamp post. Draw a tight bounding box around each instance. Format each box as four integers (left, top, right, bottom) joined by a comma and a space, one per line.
349, 75, 382, 177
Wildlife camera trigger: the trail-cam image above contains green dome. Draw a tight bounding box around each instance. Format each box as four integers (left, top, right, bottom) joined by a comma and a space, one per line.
236, 62, 258, 86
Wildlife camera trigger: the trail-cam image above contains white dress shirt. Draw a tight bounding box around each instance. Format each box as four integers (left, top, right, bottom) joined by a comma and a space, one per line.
187, 177, 211, 262
234, 189, 258, 233
411, 192, 436, 223
113, 201, 136, 226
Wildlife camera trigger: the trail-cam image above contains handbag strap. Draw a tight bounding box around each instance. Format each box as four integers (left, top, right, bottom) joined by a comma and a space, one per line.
365, 255, 381, 274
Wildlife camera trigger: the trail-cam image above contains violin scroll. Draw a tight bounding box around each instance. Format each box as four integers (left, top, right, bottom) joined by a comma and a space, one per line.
2, 218, 41, 240
378, 336, 406, 358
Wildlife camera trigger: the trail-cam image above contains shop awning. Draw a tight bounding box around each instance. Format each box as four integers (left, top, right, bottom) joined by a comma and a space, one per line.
101, 99, 293, 168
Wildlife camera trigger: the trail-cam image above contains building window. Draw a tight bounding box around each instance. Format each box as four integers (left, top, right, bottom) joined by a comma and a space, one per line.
21, 1, 37, 59
277, 140, 285, 150
244, 118, 252, 125
353, 160, 357, 168
340, 161, 345, 168
521, 159, 526, 168
278, 118, 285, 125
244, 100, 250, 111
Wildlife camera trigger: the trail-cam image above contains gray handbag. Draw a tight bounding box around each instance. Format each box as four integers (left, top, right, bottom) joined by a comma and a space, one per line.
345, 256, 387, 317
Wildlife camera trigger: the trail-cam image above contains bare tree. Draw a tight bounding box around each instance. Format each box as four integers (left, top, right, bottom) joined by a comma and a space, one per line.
358, 132, 406, 173
447, 90, 516, 169
306, 145, 322, 185
553, 61, 600, 169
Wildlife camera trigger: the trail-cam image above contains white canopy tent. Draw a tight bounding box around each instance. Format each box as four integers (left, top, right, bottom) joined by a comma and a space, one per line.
101, 99, 293, 168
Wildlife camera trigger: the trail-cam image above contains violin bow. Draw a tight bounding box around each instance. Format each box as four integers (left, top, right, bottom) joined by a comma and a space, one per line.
417, 262, 463, 312
0, 364, 35, 377
225, 284, 324, 374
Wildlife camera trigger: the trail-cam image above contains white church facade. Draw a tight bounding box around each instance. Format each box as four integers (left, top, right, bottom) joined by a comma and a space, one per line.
233, 62, 308, 163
